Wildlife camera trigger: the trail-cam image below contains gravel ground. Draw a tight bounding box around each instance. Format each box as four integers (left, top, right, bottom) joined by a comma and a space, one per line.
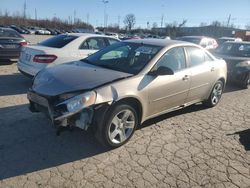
0, 35, 250, 188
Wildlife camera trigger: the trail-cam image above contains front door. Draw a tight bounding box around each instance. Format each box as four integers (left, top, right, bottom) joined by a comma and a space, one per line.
147, 47, 191, 116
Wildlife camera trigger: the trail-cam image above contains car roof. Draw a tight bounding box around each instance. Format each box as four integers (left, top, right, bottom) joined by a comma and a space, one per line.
66, 33, 117, 38
219, 37, 236, 40
224, 41, 250, 45
179, 36, 214, 39
123, 39, 196, 47
0, 27, 16, 31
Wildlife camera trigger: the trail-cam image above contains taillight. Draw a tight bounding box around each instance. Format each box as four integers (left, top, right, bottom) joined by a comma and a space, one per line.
20, 41, 28, 46
33, 54, 57, 63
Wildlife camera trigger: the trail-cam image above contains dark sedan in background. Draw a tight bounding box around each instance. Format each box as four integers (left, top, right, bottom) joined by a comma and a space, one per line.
0, 27, 28, 60
213, 41, 250, 89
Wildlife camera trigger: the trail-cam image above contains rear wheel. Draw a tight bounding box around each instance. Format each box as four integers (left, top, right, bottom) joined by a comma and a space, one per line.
203, 80, 224, 108
95, 104, 138, 148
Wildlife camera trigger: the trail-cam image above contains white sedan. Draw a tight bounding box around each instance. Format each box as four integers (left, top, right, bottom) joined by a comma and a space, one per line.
17, 33, 119, 77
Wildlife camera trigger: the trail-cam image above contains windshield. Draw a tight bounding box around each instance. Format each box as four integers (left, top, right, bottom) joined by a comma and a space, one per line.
82, 42, 162, 74
0, 29, 22, 38
39, 34, 78, 48
215, 43, 250, 57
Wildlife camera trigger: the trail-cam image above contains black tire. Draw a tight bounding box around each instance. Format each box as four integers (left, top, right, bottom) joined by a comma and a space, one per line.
203, 80, 224, 108
95, 104, 138, 148
242, 73, 250, 89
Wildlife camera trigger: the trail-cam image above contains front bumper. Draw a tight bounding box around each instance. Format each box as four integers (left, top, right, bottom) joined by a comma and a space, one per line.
28, 90, 109, 130
228, 68, 250, 85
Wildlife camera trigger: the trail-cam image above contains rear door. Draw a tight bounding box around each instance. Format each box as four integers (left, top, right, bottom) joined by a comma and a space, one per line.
185, 46, 217, 103
78, 37, 107, 58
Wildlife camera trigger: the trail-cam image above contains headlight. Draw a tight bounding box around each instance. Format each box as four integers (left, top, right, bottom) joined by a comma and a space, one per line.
62, 91, 96, 113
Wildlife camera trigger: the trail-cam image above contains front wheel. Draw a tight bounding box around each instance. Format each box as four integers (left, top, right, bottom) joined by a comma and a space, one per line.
242, 73, 250, 89
203, 80, 224, 108
95, 104, 138, 148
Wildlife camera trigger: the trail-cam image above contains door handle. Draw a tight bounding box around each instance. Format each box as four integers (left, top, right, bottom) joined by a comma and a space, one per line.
211, 67, 215, 72
182, 75, 189, 81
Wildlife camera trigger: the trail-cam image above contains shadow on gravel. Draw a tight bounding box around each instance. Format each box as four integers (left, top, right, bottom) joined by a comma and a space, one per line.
229, 129, 250, 151
224, 83, 245, 93
0, 104, 109, 180
140, 103, 207, 129
0, 73, 32, 96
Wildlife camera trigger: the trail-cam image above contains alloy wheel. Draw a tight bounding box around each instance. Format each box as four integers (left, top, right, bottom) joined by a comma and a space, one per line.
108, 109, 135, 144
211, 82, 223, 105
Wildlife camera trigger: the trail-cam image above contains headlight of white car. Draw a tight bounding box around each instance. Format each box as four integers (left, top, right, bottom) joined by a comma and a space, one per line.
63, 91, 96, 113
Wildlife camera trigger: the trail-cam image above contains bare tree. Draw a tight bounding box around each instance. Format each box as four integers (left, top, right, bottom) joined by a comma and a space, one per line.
152, 22, 158, 29
123, 14, 136, 32
178, 19, 187, 28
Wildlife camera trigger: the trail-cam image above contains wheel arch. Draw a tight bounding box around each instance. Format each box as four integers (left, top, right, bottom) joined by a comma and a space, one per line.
112, 97, 143, 124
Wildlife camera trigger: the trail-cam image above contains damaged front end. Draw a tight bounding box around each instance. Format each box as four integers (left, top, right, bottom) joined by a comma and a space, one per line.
28, 90, 110, 133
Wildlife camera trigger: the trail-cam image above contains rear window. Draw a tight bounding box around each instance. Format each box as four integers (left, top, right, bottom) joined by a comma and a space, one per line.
39, 34, 78, 48
0, 29, 22, 38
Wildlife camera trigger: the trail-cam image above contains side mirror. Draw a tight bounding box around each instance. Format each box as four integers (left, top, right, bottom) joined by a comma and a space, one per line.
149, 66, 174, 76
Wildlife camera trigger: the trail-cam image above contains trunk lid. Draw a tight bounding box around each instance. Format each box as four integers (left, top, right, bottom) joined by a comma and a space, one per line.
19, 44, 59, 70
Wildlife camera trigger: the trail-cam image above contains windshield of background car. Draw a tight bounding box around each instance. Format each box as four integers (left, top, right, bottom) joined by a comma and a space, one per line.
83, 42, 162, 74
179, 37, 201, 44
39, 34, 78, 48
215, 43, 250, 57
0, 29, 22, 38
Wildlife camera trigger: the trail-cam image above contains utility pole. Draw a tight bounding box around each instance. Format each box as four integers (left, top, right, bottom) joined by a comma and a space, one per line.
23, 0, 27, 19
161, 14, 164, 28
102, 0, 109, 29
118, 15, 120, 29
74, 9, 76, 24
227, 14, 231, 27
86, 13, 89, 24
35, 8, 37, 20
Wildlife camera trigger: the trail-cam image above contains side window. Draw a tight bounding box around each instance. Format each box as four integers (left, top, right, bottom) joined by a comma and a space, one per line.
80, 38, 106, 50
100, 45, 129, 60
200, 39, 208, 48
208, 41, 212, 46
108, 38, 119, 45
186, 47, 207, 67
155, 47, 186, 72
80, 41, 89, 49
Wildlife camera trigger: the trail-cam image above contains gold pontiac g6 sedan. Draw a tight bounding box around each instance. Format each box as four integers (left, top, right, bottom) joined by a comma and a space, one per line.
28, 39, 227, 148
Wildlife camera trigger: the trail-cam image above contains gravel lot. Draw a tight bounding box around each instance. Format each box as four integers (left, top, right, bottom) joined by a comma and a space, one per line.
0, 35, 250, 188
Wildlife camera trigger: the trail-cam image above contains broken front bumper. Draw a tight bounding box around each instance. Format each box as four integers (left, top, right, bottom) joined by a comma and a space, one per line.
27, 91, 109, 131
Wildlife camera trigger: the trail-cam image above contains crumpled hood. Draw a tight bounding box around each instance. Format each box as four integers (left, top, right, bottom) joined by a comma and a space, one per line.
32, 61, 132, 96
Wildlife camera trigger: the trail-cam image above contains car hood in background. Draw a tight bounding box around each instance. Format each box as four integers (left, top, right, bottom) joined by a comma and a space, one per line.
32, 61, 132, 96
